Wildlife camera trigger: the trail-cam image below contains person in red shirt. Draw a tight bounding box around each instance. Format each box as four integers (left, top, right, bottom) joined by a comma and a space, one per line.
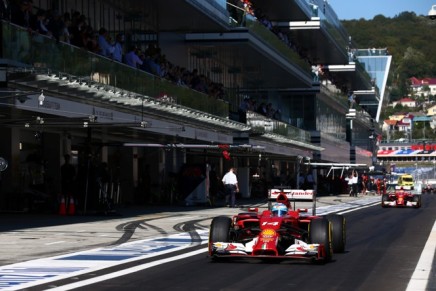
361, 172, 368, 195
376, 178, 382, 195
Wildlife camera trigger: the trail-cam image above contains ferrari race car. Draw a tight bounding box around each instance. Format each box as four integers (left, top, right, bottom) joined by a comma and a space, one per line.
381, 189, 421, 208
208, 190, 346, 263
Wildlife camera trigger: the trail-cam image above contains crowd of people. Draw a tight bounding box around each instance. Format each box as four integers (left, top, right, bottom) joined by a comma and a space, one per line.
238, 97, 282, 122
315, 170, 390, 196
1, 0, 226, 100
2, 0, 353, 121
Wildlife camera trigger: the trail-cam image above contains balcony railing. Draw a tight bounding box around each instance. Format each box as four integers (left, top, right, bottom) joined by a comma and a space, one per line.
246, 111, 311, 143
1, 21, 229, 118
245, 19, 311, 75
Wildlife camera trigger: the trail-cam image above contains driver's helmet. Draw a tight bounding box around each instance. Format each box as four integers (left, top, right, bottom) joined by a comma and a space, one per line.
271, 203, 288, 217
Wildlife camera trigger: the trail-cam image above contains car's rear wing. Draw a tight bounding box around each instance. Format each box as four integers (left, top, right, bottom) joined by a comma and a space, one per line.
395, 185, 413, 190
268, 187, 317, 215
268, 188, 314, 201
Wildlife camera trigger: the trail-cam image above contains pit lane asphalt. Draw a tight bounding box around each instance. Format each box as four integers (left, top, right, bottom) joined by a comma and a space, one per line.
0, 193, 380, 266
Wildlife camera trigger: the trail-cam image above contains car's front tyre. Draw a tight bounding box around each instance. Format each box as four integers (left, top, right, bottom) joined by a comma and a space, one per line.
209, 216, 232, 258
309, 218, 332, 262
381, 194, 389, 208
412, 195, 421, 208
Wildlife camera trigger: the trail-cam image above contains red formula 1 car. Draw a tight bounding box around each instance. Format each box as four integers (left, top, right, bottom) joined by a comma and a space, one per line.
208, 190, 346, 263
381, 188, 421, 208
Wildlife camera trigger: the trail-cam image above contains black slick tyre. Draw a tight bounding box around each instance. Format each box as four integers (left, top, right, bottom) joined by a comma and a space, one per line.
209, 216, 232, 258
309, 218, 332, 262
326, 214, 346, 253
381, 194, 389, 208
412, 195, 421, 208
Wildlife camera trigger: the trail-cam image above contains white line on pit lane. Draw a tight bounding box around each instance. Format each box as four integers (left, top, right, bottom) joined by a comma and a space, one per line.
168, 216, 199, 221
0, 231, 209, 290
48, 248, 208, 291
406, 220, 436, 291
45, 241, 66, 245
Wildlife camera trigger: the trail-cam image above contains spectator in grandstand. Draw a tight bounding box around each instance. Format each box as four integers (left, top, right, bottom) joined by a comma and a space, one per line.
112, 33, 124, 62
97, 27, 114, 58
311, 64, 322, 82
46, 10, 66, 42
124, 45, 143, 68
0, 0, 11, 20
257, 102, 267, 116
83, 26, 99, 53
57, 12, 72, 44
167, 64, 185, 86
266, 103, 275, 118
31, 9, 51, 36
249, 99, 257, 111
69, 12, 87, 48
141, 52, 162, 75
189, 69, 200, 90
193, 74, 209, 93
258, 12, 272, 30
238, 96, 250, 123
273, 109, 282, 121
348, 91, 355, 109
10, 0, 33, 28
145, 43, 160, 59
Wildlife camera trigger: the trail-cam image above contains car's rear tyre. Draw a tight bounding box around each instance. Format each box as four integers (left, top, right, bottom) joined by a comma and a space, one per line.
209, 216, 232, 257
309, 218, 332, 262
326, 214, 346, 253
381, 194, 389, 208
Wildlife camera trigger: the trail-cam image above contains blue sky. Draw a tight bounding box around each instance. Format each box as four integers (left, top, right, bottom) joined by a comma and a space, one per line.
328, 0, 436, 20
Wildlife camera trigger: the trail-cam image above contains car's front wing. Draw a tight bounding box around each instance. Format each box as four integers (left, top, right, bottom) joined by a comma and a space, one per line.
210, 239, 323, 261
382, 200, 418, 207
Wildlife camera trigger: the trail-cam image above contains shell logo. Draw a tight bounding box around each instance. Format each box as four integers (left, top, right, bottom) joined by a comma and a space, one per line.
261, 229, 276, 238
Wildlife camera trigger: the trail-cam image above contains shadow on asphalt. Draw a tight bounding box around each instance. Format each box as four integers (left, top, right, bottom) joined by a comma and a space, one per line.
0, 197, 270, 232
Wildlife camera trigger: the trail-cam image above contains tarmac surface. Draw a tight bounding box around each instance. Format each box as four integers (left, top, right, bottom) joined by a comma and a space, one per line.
0, 193, 380, 266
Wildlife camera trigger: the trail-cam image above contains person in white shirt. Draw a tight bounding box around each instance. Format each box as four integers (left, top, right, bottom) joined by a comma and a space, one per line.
345, 172, 354, 196
222, 167, 239, 208
345, 170, 359, 197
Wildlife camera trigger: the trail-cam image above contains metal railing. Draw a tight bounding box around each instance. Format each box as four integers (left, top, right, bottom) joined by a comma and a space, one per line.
246, 111, 311, 143
1, 21, 229, 118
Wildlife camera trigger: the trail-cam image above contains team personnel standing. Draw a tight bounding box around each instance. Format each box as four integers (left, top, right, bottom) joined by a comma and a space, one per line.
351, 170, 359, 197
361, 172, 368, 195
222, 167, 239, 208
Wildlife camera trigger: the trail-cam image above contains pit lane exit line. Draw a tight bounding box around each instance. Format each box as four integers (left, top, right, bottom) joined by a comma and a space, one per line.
48, 248, 209, 291
406, 220, 436, 291
0, 231, 209, 290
